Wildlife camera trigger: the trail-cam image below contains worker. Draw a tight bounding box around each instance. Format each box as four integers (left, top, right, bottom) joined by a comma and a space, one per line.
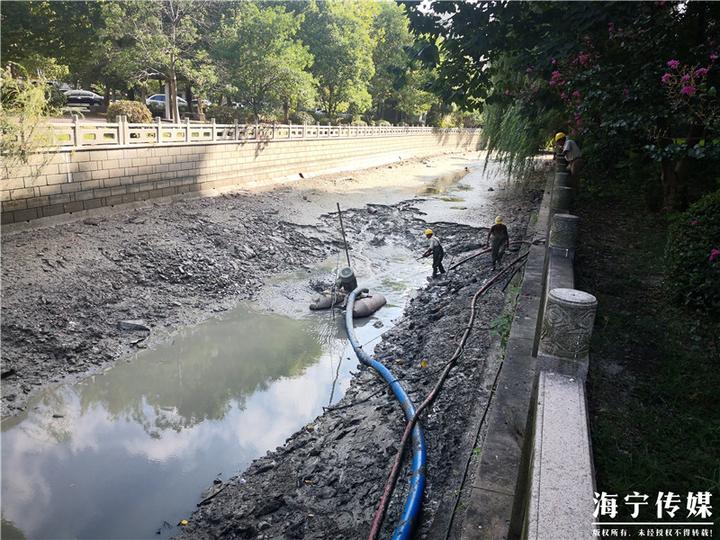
554, 132, 583, 179
421, 228, 445, 278
486, 216, 509, 270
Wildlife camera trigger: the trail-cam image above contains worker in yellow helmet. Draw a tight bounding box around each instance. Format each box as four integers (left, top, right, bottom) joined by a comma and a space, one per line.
554, 131, 583, 179
486, 216, 509, 270
421, 228, 445, 278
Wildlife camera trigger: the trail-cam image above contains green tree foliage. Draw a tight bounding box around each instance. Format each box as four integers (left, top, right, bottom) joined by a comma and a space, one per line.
370, 2, 438, 123
0, 66, 58, 178
302, 0, 379, 119
100, 0, 216, 121
406, 2, 720, 210
212, 3, 315, 122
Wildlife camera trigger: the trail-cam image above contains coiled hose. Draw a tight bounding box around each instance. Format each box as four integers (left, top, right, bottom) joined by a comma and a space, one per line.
345, 288, 427, 540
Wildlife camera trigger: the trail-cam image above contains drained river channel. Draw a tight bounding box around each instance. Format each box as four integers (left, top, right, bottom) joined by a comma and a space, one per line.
1, 155, 518, 539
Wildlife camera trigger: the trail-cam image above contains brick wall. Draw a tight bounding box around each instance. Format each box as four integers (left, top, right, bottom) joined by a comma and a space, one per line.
1, 130, 481, 226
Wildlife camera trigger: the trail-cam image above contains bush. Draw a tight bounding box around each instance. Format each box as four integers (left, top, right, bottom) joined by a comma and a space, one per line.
290, 111, 315, 125
106, 100, 152, 123
377, 119, 391, 126
204, 105, 240, 124
665, 188, 720, 311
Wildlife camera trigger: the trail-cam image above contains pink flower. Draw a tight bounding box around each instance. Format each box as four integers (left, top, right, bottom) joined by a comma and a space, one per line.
710, 53, 719, 62
710, 248, 720, 263
667, 59, 680, 69
551, 58, 557, 66
577, 52, 591, 66
551, 70, 562, 80
572, 90, 582, 101
661, 73, 673, 84
690, 219, 699, 226
560, 91, 567, 100
680, 85, 697, 96
694, 67, 709, 77
681, 74, 691, 83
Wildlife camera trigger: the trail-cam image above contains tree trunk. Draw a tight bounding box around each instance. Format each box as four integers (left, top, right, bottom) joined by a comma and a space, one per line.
103, 84, 111, 108
164, 80, 171, 120
170, 72, 180, 122
283, 100, 290, 124
128, 87, 135, 101
186, 85, 194, 114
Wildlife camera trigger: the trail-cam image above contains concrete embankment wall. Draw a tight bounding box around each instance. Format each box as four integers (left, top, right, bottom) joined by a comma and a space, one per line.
1, 130, 481, 228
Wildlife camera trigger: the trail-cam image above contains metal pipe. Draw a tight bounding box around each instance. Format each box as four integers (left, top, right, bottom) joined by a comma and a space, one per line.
345, 287, 426, 540
336, 202, 352, 267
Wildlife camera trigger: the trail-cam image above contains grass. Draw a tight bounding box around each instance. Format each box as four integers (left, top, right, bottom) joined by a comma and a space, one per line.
574, 185, 720, 526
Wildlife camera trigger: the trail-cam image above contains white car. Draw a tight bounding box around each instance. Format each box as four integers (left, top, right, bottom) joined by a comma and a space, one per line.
145, 94, 188, 108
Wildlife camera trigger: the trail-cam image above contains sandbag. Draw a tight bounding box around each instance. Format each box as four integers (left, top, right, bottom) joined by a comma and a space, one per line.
352, 294, 387, 318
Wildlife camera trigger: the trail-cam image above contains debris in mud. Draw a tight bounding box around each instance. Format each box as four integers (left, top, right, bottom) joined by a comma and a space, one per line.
117, 320, 151, 332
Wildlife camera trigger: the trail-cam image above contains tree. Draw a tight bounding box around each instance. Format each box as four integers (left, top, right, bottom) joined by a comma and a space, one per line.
406, 1, 720, 210
302, 0, 379, 119
212, 2, 315, 122
100, 0, 215, 121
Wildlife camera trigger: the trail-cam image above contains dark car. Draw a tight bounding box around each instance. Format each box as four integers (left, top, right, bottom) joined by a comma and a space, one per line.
64, 89, 104, 107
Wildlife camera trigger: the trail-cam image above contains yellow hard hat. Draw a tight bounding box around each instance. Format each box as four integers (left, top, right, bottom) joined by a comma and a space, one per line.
495, 216, 503, 224
424, 228, 433, 236
554, 132, 566, 143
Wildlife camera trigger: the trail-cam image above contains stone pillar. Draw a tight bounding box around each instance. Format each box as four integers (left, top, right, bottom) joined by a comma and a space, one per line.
555, 171, 571, 188
549, 213, 579, 259
551, 185, 573, 214
539, 288, 597, 372
555, 159, 568, 173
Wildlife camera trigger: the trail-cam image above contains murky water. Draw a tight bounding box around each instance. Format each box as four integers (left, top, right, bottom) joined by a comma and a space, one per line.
1, 163, 487, 540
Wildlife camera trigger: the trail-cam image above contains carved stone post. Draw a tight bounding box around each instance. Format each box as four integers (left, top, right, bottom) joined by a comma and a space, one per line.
539, 288, 597, 379
555, 158, 568, 173
551, 185, 573, 214
549, 213, 579, 259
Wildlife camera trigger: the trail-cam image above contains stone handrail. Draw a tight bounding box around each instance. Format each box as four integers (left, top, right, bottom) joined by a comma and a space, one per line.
33, 117, 479, 151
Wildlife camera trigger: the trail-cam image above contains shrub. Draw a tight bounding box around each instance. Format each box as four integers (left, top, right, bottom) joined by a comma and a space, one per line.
106, 100, 152, 123
665, 188, 720, 311
377, 119, 391, 126
350, 119, 367, 126
204, 105, 240, 124
290, 111, 315, 125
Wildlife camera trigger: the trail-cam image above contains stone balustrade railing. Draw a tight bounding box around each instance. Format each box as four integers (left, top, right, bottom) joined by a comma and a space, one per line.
28, 116, 478, 151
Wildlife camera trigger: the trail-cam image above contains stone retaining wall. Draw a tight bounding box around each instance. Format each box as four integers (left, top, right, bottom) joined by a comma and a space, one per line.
1, 130, 481, 228
459, 160, 597, 539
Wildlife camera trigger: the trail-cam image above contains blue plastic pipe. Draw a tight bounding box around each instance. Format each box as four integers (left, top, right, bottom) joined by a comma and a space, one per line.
345, 287, 427, 540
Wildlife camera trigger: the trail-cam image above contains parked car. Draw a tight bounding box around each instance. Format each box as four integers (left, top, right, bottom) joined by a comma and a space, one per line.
64, 89, 104, 107
145, 94, 188, 109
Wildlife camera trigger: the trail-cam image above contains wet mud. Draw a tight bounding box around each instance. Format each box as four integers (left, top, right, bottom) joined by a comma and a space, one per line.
176, 196, 542, 539
1, 152, 543, 539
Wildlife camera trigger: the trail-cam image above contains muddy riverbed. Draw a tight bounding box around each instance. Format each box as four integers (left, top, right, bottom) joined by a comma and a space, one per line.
1, 151, 543, 539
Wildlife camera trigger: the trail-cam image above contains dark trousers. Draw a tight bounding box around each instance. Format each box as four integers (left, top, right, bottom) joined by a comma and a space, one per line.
432, 248, 445, 276
491, 237, 507, 268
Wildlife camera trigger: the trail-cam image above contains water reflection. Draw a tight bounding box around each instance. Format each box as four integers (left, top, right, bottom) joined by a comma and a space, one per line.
1, 307, 346, 540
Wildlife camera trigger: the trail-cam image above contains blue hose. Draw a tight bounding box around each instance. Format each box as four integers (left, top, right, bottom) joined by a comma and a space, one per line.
345, 287, 427, 540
